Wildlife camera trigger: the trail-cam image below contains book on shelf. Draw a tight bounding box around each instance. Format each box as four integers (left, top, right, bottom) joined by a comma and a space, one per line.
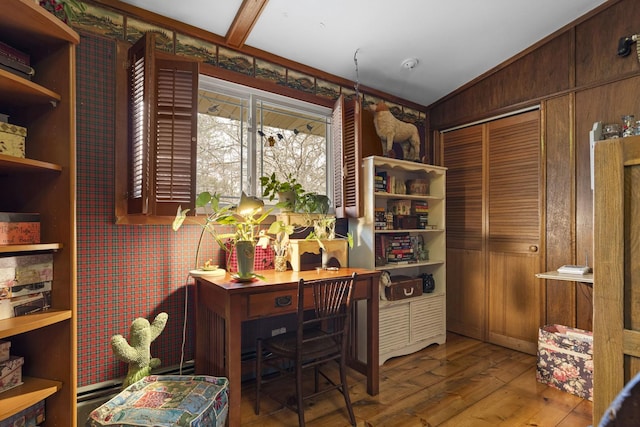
557, 265, 592, 275
0, 62, 33, 80
0, 55, 36, 79
0, 40, 30, 66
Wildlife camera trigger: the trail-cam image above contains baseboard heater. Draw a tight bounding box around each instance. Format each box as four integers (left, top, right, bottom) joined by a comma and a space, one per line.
77, 360, 195, 423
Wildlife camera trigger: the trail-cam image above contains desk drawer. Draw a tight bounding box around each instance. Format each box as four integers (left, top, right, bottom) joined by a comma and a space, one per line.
248, 288, 317, 318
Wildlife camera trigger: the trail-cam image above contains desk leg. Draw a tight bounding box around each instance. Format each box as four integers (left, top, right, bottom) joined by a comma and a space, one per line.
195, 281, 243, 426
226, 295, 243, 426
367, 275, 380, 395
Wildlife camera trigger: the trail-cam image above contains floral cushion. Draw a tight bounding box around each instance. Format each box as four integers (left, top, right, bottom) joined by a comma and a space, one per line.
87, 375, 229, 427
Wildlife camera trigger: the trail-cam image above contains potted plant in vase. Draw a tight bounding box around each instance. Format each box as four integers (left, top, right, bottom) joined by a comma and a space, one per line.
259, 172, 304, 212
173, 191, 272, 280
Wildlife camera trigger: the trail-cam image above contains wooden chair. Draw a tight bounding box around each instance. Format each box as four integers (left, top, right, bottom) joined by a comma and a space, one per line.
255, 272, 357, 426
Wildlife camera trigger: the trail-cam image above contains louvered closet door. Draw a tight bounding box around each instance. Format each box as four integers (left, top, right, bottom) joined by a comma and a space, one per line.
486, 110, 542, 354
443, 125, 486, 340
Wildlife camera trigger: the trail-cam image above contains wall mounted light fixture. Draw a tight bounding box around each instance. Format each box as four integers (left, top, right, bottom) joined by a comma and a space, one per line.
618, 34, 640, 60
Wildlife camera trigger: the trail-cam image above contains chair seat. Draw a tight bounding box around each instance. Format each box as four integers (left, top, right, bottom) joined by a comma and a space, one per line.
264, 328, 340, 360
86, 375, 229, 427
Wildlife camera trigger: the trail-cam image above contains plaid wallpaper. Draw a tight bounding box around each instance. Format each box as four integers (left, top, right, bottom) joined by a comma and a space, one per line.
76, 33, 219, 387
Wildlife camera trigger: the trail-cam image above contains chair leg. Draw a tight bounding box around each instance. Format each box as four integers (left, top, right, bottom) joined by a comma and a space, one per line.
314, 365, 319, 393
255, 338, 263, 415
296, 360, 305, 427
339, 360, 356, 426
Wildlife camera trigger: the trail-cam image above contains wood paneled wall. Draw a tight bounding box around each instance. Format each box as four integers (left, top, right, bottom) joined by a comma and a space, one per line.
429, 0, 640, 329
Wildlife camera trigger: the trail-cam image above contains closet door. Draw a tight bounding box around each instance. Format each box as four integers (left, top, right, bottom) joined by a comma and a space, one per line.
486, 110, 542, 354
443, 125, 485, 340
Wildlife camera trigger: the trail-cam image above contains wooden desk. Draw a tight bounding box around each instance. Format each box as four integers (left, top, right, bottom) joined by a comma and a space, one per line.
194, 267, 381, 427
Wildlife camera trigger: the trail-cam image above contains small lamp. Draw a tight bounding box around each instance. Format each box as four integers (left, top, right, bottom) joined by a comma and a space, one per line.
237, 191, 264, 216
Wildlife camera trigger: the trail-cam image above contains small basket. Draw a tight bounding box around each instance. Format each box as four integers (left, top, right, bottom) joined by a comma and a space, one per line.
406, 179, 429, 195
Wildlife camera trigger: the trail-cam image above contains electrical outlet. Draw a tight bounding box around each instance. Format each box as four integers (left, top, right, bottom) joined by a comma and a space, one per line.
271, 327, 286, 336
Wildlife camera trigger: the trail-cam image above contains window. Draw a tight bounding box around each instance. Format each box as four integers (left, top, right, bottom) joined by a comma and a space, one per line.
197, 76, 332, 206
120, 33, 358, 224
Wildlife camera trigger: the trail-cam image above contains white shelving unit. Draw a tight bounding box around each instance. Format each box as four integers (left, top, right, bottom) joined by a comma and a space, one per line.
350, 155, 446, 365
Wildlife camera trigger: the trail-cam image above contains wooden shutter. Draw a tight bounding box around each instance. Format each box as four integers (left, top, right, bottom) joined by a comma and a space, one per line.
127, 34, 153, 214
333, 95, 362, 219
127, 33, 199, 216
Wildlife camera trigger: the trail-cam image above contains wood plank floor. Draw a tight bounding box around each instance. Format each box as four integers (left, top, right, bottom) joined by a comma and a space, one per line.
240, 332, 593, 426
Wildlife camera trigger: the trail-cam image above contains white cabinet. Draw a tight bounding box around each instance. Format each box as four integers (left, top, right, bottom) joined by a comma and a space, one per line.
350, 156, 446, 365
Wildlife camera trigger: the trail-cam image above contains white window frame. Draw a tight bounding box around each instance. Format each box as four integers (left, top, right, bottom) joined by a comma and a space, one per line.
198, 75, 334, 204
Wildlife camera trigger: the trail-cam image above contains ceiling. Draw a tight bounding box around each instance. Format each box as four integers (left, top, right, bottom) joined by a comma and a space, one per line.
118, 0, 609, 107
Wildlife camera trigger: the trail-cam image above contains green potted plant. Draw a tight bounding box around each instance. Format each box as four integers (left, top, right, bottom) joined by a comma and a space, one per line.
173, 191, 272, 279
259, 173, 304, 212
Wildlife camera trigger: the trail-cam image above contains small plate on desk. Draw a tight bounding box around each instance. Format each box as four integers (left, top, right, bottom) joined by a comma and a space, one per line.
189, 268, 226, 278
231, 273, 259, 283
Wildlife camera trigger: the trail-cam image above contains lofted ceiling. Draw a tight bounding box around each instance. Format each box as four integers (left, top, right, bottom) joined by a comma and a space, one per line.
118, 0, 609, 107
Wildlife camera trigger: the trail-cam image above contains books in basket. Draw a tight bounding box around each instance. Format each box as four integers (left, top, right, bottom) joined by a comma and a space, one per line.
557, 265, 592, 275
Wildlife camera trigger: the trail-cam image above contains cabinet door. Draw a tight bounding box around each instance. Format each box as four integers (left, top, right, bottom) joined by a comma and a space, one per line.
379, 302, 410, 353
411, 294, 445, 343
443, 125, 485, 340
486, 110, 542, 354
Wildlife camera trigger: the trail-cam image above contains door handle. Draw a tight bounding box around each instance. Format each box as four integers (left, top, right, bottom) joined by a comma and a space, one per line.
529, 245, 539, 253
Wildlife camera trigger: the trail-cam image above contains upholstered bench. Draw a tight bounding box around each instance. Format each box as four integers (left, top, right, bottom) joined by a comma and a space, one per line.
87, 375, 229, 427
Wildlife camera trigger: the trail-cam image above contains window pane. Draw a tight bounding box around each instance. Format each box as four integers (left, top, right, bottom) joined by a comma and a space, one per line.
258, 100, 327, 196
197, 90, 247, 204
197, 76, 331, 209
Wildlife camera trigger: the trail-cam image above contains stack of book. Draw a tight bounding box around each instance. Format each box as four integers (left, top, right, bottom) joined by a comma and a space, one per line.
0, 40, 34, 80
374, 207, 387, 230
411, 201, 429, 228
374, 172, 387, 192
386, 233, 415, 264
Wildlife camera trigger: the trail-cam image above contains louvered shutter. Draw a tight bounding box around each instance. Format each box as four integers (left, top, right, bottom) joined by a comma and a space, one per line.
127, 33, 198, 216
127, 34, 153, 214
153, 58, 199, 215
332, 95, 345, 218
332, 96, 362, 219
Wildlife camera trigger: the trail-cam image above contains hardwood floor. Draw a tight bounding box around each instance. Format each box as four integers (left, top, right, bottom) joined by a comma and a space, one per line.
240, 332, 593, 426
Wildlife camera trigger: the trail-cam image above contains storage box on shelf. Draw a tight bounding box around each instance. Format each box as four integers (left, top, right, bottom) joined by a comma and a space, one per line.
0, 124, 26, 158
0, 356, 24, 394
0, 399, 45, 427
349, 156, 447, 365
0, 1, 78, 425
0, 213, 39, 245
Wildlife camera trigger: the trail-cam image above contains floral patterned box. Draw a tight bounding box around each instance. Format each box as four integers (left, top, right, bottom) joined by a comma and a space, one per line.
0, 399, 44, 427
536, 324, 593, 401
0, 355, 24, 394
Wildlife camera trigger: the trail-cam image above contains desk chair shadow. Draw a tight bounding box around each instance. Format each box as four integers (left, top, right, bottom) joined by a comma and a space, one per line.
255, 272, 357, 426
